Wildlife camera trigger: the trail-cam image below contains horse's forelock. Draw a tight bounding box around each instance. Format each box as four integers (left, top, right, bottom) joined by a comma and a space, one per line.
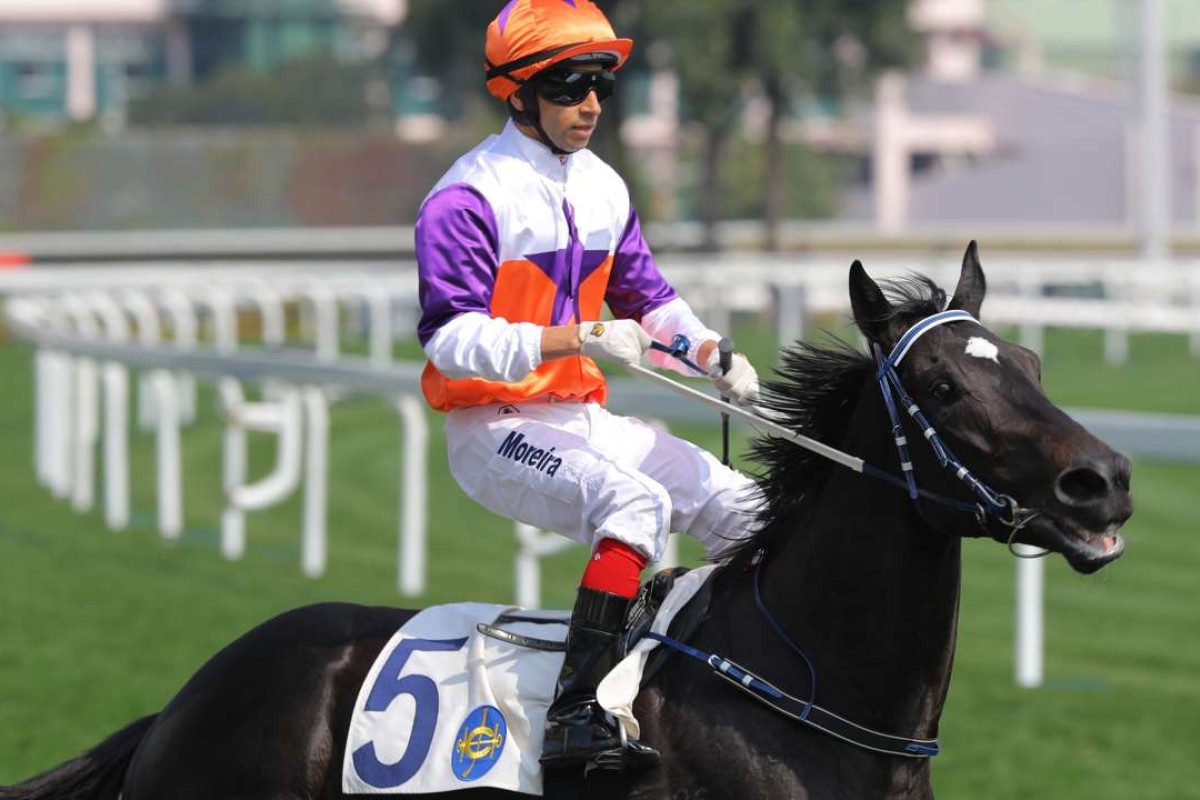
879, 275, 947, 323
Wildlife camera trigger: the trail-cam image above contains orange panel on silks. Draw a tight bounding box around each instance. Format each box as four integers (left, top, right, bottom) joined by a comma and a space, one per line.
421, 254, 615, 412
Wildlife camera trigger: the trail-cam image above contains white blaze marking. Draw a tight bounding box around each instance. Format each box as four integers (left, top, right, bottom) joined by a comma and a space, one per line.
965, 337, 999, 363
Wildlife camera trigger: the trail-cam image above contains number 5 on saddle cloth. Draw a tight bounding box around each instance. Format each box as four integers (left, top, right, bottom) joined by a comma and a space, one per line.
341, 567, 712, 795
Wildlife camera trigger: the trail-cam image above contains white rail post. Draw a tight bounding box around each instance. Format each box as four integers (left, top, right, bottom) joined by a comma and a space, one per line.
1103, 321, 1130, 365
302, 386, 329, 578
774, 281, 807, 348
1190, 270, 1200, 358
514, 522, 579, 609
62, 296, 101, 513
1018, 271, 1044, 356
47, 303, 75, 499
31, 298, 68, 493
361, 281, 394, 367
223, 387, 304, 561
209, 287, 244, 549
160, 288, 198, 424
152, 369, 183, 540
122, 289, 163, 431
1014, 546, 1045, 688
203, 287, 238, 355
247, 279, 287, 349
218, 379, 248, 560
395, 394, 429, 596
88, 292, 132, 531
302, 280, 339, 362
244, 280, 290, 401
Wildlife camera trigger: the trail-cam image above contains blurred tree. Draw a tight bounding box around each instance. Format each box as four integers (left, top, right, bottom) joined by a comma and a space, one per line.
643, 0, 915, 250
753, 0, 914, 250
641, 0, 752, 251
129, 55, 370, 126
402, 0, 501, 118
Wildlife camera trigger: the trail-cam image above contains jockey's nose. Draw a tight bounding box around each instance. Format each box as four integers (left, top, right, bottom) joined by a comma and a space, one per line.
1054, 452, 1133, 523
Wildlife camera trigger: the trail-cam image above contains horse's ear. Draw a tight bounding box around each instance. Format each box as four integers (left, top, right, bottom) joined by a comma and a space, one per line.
948, 240, 987, 316
849, 260, 894, 346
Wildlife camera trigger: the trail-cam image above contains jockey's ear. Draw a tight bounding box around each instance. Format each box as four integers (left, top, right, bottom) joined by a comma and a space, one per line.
948, 240, 987, 317
849, 260, 895, 349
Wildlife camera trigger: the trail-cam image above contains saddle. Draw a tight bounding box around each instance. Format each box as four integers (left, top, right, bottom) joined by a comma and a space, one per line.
476, 566, 712, 667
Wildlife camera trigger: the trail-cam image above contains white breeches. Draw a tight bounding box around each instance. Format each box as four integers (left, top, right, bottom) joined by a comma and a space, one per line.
443, 402, 759, 562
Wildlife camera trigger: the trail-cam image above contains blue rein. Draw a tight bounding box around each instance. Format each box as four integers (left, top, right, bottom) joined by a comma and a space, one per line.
645, 554, 940, 759
648, 334, 708, 376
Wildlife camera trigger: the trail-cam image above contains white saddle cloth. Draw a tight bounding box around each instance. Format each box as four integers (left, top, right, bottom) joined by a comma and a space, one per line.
342, 566, 716, 795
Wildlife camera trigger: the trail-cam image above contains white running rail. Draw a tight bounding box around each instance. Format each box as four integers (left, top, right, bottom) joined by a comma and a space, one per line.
4, 270, 431, 596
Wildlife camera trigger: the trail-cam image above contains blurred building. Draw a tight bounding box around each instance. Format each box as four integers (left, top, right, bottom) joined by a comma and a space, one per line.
988, 0, 1200, 87
832, 0, 1200, 230
0, 0, 405, 125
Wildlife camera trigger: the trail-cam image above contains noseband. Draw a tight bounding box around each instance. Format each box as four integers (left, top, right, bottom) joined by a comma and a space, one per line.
869, 309, 1039, 535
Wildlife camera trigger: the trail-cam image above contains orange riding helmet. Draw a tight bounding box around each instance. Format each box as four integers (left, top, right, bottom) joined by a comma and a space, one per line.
485, 0, 634, 102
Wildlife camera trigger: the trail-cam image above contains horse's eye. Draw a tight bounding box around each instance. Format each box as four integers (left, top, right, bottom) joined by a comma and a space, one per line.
930, 380, 957, 402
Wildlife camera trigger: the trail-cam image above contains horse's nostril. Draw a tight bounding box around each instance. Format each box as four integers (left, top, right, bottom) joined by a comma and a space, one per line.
1055, 465, 1111, 507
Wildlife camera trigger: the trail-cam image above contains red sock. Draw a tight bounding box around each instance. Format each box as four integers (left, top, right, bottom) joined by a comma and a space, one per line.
580, 538, 648, 598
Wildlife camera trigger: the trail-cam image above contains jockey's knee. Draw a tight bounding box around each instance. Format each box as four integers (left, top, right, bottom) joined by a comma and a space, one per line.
693, 477, 759, 559
588, 468, 672, 563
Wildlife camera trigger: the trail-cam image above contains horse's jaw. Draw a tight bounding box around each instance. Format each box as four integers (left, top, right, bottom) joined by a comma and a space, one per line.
1010, 513, 1126, 574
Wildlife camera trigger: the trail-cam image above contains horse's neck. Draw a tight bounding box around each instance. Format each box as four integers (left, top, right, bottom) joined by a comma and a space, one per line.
752, 390, 962, 741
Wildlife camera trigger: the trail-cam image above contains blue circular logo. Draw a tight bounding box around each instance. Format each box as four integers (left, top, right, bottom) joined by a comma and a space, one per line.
451, 705, 507, 782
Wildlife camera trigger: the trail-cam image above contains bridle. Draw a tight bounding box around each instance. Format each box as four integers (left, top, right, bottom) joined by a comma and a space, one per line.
645, 310, 1043, 538
868, 309, 1041, 538
643, 309, 1052, 759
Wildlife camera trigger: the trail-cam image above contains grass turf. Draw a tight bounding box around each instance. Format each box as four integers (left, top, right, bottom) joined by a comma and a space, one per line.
0, 324, 1197, 798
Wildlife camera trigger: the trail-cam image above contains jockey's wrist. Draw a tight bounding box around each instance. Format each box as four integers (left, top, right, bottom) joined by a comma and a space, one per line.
695, 339, 719, 371
540, 324, 585, 361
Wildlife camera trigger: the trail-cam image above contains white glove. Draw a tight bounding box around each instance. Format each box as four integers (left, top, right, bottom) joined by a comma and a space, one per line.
578, 320, 652, 366
706, 347, 760, 406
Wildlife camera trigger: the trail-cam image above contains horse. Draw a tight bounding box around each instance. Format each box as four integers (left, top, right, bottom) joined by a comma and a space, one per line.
2, 242, 1131, 800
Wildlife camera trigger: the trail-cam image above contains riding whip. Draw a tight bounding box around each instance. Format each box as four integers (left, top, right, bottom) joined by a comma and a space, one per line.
718, 338, 733, 467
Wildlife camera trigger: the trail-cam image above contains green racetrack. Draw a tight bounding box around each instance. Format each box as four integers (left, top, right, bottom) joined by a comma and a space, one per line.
0, 323, 1197, 798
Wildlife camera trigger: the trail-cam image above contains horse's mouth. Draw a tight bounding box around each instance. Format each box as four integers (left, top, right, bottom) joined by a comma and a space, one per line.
1021, 514, 1125, 573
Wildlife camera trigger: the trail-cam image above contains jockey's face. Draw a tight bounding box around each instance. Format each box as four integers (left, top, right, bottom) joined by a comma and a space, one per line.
513, 64, 604, 153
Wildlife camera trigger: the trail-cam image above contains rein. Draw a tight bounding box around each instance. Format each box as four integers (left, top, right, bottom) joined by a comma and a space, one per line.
630, 310, 1051, 759
636, 310, 1041, 535
644, 553, 941, 759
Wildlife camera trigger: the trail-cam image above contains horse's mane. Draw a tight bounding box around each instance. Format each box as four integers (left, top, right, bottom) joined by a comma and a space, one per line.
723, 275, 947, 567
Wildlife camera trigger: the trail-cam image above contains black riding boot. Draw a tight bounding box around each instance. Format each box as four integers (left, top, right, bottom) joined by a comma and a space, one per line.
540, 587, 661, 773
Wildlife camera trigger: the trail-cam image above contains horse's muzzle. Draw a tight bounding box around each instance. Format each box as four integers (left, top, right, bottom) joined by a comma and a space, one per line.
1054, 452, 1134, 531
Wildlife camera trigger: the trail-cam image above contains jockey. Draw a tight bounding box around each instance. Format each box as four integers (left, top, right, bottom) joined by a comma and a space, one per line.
416, 0, 761, 773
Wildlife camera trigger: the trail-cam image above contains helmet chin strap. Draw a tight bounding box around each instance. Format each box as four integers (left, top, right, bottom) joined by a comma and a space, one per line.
512, 85, 573, 157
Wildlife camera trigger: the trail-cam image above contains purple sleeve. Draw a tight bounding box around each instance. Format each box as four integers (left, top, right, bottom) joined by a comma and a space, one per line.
605, 206, 678, 321
416, 183, 500, 346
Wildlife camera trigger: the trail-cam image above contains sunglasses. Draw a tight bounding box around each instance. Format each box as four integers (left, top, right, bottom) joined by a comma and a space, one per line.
531, 68, 616, 106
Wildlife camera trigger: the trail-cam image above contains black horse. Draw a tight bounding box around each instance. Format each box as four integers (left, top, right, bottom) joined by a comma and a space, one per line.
3, 244, 1131, 800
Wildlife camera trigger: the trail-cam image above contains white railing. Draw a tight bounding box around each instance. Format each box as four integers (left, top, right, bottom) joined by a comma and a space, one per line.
656, 255, 1200, 364
5, 256, 1199, 364
5, 275, 431, 596
5, 257, 1200, 688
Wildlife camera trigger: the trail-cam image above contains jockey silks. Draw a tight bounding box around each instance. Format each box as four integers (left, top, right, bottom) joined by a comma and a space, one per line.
416, 120, 713, 412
